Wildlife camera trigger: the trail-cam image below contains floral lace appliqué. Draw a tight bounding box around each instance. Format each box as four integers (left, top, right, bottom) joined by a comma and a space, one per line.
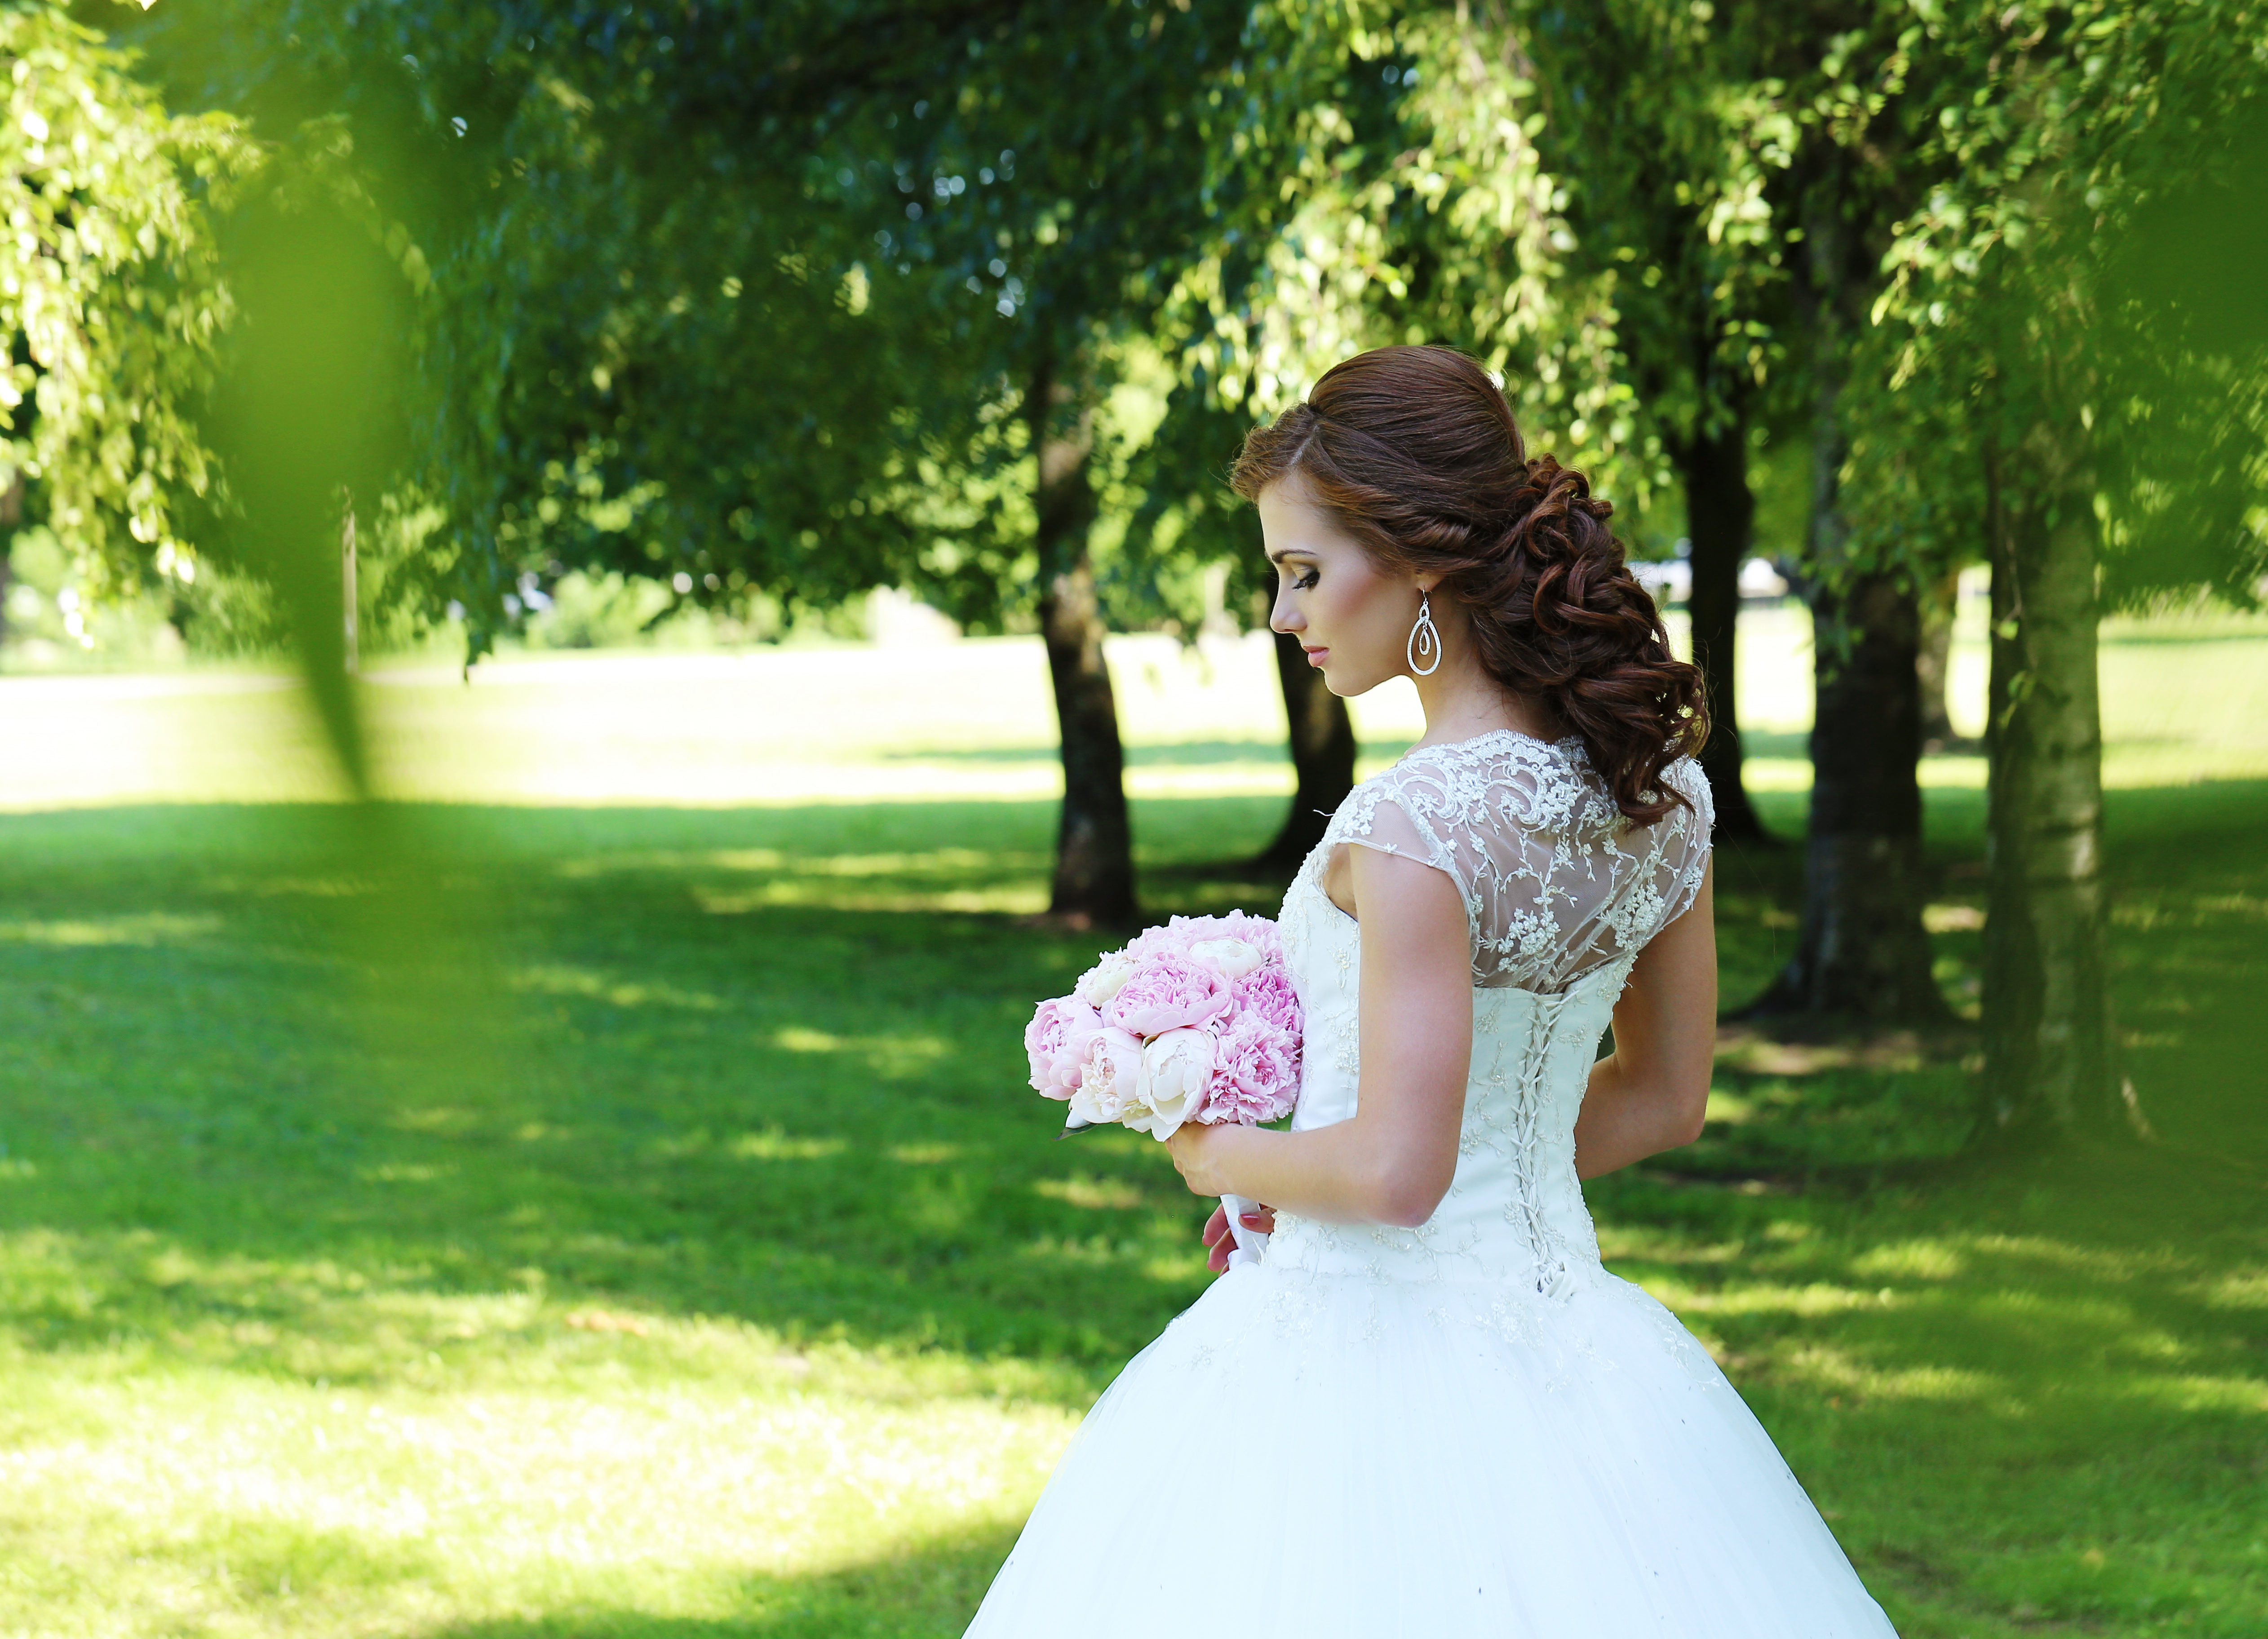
1238, 733, 1726, 1395
1320, 733, 1713, 993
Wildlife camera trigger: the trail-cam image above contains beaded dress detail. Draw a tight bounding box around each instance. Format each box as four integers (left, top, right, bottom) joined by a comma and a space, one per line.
965, 734, 1900, 1639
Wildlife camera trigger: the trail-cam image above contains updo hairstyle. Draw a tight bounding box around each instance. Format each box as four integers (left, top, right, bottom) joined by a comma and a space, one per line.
1229, 345, 1707, 826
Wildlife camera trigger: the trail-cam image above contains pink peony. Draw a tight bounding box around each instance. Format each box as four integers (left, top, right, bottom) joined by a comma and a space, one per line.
1216, 910, 1285, 960
1230, 964, 1302, 1037
1026, 912, 1303, 1138
1203, 1010, 1303, 1126
1103, 953, 1231, 1037
1120, 918, 1201, 962
1121, 911, 1281, 965
1024, 996, 1106, 1100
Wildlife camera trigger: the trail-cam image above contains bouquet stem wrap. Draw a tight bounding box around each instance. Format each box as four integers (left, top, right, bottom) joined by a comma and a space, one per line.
1218, 1191, 1270, 1270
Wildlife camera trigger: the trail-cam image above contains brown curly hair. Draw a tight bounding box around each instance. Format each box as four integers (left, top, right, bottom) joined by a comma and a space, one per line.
1230, 345, 1706, 826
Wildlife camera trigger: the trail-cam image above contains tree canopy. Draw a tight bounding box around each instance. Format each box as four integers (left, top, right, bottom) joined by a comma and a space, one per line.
25, 0, 2268, 1135
1, 5, 253, 603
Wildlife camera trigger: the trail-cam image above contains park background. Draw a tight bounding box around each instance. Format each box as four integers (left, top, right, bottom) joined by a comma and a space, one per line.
1, 2, 2264, 1637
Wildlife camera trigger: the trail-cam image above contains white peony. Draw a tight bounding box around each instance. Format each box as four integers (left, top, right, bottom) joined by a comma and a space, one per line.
1184, 937, 1264, 982
1129, 1027, 1217, 1141
1069, 1027, 1143, 1125
1074, 951, 1139, 1007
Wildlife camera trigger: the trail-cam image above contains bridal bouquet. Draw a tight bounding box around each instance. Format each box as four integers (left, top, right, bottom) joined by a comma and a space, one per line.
1023, 912, 1301, 1268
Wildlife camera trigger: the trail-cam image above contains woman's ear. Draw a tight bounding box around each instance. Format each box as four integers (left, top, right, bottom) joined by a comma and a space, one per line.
1414, 571, 1443, 596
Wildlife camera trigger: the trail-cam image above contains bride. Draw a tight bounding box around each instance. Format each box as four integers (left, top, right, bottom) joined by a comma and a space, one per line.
965, 346, 1899, 1637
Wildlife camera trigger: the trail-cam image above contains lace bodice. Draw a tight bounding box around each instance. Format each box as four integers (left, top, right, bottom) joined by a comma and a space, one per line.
1267, 733, 1713, 1306
1327, 731, 1712, 991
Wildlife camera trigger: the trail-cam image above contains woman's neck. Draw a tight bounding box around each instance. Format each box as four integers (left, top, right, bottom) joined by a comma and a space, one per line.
1409, 641, 1563, 751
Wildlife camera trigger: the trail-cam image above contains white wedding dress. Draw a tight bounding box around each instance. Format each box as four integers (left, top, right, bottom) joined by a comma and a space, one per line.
966, 731, 1900, 1638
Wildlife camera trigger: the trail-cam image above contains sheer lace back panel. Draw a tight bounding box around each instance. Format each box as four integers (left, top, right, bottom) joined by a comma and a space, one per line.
1325, 731, 1713, 992
1264, 733, 1716, 1304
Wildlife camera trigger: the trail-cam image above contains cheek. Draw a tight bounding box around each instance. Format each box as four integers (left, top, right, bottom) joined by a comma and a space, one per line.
1317, 567, 1396, 644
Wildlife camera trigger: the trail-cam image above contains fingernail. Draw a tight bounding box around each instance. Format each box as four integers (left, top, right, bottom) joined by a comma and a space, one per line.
1241, 1214, 1262, 1226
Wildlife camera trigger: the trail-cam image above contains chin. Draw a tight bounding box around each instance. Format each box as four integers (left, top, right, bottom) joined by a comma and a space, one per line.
1324, 667, 1388, 698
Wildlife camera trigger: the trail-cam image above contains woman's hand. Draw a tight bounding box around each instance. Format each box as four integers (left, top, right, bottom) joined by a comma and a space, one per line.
1200, 1201, 1277, 1275
1162, 1121, 1230, 1197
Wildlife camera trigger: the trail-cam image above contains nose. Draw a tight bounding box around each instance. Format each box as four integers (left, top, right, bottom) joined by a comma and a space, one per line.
1270, 586, 1304, 636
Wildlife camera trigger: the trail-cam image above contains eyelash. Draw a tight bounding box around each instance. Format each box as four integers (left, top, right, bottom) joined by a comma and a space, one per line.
1290, 569, 1318, 591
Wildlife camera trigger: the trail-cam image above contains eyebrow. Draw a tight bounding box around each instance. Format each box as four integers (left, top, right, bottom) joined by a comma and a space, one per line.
1266, 547, 1317, 565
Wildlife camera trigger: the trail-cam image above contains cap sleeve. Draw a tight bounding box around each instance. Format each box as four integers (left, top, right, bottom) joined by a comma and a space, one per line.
1331, 763, 1471, 899
1656, 758, 1715, 929
1318, 736, 1710, 991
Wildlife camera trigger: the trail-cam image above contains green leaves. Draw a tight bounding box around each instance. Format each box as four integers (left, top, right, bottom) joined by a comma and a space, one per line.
60, 0, 2249, 650
0, 6, 257, 601
1842, 0, 2268, 601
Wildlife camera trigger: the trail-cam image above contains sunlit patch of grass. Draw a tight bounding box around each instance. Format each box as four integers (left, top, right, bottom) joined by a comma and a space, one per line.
0, 911, 223, 946
775, 1025, 843, 1052
1847, 1240, 1969, 1280
768, 1026, 952, 1081
2119, 1373, 2268, 1415
1772, 1345, 2006, 1404
726, 1131, 850, 1162
0, 1364, 1070, 1637
2196, 1270, 2268, 1311
357, 1161, 456, 1185
1032, 1175, 1149, 1212
0, 633, 2263, 1635
771, 849, 1028, 879
394, 1104, 481, 1135
1654, 1280, 1901, 1319
553, 846, 797, 877
888, 1143, 961, 1166
2115, 888, 2268, 930
514, 963, 732, 1012
695, 879, 1052, 915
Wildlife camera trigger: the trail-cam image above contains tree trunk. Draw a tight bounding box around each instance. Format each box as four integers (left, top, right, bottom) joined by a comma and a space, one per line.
1031, 361, 1135, 927
1748, 167, 1944, 1022
1978, 431, 2134, 1142
1256, 629, 1357, 869
1674, 415, 1772, 843
1917, 565, 1962, 750
1756, 570, 1945, 1018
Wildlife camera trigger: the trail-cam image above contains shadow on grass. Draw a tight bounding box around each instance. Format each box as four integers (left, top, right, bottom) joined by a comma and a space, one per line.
1, 780, 2264, 1634
0, 782, 2260, 1373
0, 796, 1297, 1394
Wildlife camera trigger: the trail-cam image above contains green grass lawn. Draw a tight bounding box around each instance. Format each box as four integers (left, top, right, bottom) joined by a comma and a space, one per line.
0, 622, 2263, 1638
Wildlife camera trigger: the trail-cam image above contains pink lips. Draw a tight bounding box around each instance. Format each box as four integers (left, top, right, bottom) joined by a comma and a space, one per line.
1302, 646, 1328, 667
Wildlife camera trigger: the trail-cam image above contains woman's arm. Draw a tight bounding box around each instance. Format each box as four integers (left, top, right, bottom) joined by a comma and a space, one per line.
1571, 857, 1717, 1179
1164, 844, 1471, 1228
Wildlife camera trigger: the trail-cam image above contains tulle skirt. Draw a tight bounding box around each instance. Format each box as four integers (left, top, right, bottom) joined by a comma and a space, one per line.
964, 1258, 1899, 1638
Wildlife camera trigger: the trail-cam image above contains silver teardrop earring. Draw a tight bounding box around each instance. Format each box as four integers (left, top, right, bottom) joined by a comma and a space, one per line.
1406, 592, 1442, 677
